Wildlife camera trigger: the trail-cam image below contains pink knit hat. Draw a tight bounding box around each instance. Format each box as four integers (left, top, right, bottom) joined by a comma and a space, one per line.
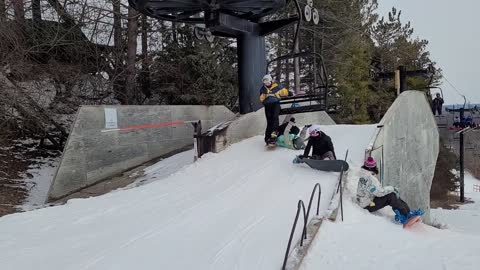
364, 156, 377, 168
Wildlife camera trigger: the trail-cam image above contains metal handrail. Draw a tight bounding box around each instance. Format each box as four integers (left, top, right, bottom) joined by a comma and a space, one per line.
336, 150, 349, 221
282, 182, 323, 270
305, 183, 322, 222
282, 151, 349, 269
282, 200, 307, 270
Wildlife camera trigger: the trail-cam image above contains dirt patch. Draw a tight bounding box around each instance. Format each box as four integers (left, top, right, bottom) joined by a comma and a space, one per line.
0, 135, 60, 217
431, 193, 474, 210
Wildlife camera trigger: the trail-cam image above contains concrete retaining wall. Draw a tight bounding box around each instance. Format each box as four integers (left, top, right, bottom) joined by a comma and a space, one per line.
367, 91, 439, 223
47, 105, 235, 202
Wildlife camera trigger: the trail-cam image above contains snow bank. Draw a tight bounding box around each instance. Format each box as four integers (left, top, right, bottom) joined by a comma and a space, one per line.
431, 173, 480, 235
126, 149, 195, 188
300, 168, 480, 270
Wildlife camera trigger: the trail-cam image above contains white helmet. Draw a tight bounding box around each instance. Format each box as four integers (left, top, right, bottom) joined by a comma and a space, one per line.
308, 125, 322, 137
262, 74, 273, 84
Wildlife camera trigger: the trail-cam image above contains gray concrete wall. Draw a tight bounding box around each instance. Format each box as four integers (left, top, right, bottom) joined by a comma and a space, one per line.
48, 105, 235, 202
367, 91, 439, 223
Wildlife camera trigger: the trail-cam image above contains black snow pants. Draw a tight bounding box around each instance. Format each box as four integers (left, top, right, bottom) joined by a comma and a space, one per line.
264, 102, 281, 142
432, 104, 442, 115
364, 193, 410, 216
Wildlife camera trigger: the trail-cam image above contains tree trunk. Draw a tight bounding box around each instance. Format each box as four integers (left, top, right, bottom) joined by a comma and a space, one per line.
32, 0, 42, 26
113, 0, 122, 52
0, 0, 6, 22
112, 0, 124, 103
172, 22, 178, 44
141, 14, 151, 99
125, 7, 139, 104
13, 0, 25, 24
274, 32, 282, 82
284, 32, 291, 89
293, 24, 301, 94
45, 0, 76, 28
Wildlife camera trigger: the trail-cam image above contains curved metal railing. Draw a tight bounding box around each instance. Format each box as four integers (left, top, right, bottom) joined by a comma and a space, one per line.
282, 200, 307, 270
306, 183, 322, 219
282, 150, 349, 269
281, 183, 322, 270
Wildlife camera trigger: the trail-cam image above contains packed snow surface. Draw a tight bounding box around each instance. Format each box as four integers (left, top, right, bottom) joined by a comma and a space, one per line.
300, 169, 480, 270
0, 125, 376, 270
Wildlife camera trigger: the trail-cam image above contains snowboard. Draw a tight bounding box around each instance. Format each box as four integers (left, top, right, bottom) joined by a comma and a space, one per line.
266, 142, 277, 149
265, 137, 277, 149
403, 215, 422, 229
295, 156, 349, 172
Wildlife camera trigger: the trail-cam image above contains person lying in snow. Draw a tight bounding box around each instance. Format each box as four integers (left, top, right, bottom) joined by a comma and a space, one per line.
272, 117, 305, 150
356, 157, 424, 224
298, 125, 336, 160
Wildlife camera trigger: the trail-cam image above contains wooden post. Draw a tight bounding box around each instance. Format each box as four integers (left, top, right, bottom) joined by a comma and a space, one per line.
192, 120, 202, 161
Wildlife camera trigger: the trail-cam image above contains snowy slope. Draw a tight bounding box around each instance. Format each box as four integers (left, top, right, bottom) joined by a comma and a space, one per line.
431, 173, 480, 235
127, 149, 195, 188
0, 125, 376, 270
300, 169, 480, 270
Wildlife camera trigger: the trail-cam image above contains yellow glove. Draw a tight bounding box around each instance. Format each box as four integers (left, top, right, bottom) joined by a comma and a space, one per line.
369, 201, 376, 207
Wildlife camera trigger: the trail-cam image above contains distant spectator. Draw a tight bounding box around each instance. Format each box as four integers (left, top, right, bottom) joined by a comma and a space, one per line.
432, 93, 444, 115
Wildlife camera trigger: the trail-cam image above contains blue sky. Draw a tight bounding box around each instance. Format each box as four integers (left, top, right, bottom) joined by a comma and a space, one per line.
377, 0, 480, 104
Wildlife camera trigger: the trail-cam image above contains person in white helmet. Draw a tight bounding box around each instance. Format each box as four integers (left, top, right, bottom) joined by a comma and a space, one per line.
259, 74, 291, 144
300, 125, 336, 160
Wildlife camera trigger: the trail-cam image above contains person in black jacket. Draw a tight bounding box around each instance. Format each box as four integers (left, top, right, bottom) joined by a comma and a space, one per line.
431, 93, 444, 115
300, 125, 336, 160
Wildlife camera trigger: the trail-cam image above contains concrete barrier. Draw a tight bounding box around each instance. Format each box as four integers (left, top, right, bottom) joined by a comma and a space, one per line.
47, 105, 235, 202
367, 91, 439, 223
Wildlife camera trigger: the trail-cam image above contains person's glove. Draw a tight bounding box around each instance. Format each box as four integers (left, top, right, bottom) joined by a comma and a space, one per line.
293, 155, 305, 164
290, 117, 296, 123
369, 201, 376, 207
288, 90, 294, 97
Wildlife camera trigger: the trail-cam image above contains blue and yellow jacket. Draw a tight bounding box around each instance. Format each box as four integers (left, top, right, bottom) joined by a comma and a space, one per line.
259, 83, 289, 104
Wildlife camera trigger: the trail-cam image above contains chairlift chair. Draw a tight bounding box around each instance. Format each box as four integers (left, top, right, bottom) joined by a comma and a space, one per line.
266, 51, 337, 115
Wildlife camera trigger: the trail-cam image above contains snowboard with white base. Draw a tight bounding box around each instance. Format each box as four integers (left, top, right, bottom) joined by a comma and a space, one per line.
293, 156, 349, 172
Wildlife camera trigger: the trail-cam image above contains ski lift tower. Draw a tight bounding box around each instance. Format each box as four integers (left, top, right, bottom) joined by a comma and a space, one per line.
128, 0, 300, 114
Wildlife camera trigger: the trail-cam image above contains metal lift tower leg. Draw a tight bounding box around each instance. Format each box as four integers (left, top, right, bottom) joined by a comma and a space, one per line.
238, 33, 266, 114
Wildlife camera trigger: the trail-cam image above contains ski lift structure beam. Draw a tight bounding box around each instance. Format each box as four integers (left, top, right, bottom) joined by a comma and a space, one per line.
266, 51, 336, 115
129, 0, 303, 115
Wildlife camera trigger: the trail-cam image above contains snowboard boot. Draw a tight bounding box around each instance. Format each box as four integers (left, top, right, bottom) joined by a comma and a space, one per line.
407, 209, 425, 219
394, 209, 408, 224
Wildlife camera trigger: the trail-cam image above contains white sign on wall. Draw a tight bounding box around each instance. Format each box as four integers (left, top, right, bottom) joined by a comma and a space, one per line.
104, 108, 118, 129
